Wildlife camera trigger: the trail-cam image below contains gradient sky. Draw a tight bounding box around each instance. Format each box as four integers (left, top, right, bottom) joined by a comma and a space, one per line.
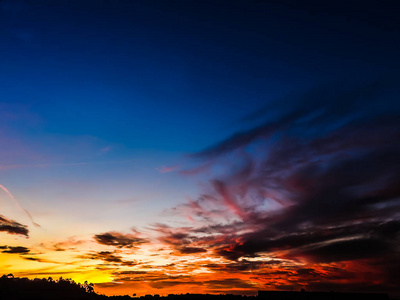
1, 0, 400, 298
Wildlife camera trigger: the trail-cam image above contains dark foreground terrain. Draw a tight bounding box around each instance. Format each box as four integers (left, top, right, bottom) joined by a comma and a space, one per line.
0, 274, 391, 300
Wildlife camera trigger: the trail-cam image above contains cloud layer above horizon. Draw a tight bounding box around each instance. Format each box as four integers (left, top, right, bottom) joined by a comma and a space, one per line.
9, 77, 395, 297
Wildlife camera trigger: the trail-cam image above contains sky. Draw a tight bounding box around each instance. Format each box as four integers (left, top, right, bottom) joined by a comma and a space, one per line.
0, 0, 400, 297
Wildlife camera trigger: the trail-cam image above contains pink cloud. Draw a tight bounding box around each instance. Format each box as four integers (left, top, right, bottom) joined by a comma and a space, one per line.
156, 165, 179, 173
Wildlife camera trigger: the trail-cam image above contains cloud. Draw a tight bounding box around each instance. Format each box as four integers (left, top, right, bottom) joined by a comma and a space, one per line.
49, 237, 85, 252
80, 251, 137, 267
211, 180, 249, 221
0, 214, 29, 237
178, 247, 207, 254
89, 78, 399, 296
213, 219, 400, 262
1, 245, 30, 254
204, 260, 269, 272
195, 79, 395, 158
113, 271, 191, 283
21, 256, 65, 264
157, 78, 400, 295
0, 185, 41, 228
149, 223, 193, 246
204, 278, 255, 290
156, 165, 179, 173
94, 231, 148, 249
291, 237, 389, 263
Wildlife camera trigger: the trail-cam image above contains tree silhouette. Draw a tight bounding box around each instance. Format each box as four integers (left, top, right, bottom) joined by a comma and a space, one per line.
0, 274, 104, 300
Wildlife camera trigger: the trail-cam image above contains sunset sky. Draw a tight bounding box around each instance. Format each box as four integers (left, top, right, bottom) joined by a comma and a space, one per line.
1, 0, 400, 298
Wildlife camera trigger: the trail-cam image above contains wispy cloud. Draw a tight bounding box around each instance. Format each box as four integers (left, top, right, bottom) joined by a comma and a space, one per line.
156, 165, 179, 173
0, 184, 41, 228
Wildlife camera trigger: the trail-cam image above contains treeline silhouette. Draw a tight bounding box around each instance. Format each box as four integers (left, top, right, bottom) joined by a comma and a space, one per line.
0, 273, 106, 300
0, 274, 391, 300
0, 274, 254, 300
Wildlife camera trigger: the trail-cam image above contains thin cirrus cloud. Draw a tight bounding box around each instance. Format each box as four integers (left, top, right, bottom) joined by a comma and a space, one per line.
0, 185, 41, 228
156, 165, 180, 173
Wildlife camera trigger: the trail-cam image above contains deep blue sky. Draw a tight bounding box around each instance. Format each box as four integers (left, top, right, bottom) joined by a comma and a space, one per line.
1, 0, 398, 153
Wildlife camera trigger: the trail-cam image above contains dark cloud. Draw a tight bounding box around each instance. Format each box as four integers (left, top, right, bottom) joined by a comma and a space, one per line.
22, 257, 42, 261
166, 78, 400, 295
196, 79, 397, 158
204, 260, 267, 272
98, 78, 400, 296
192, 221, 248, 235
149, 223, 241, 256
80, 251, 137, 267
178, 246, 207, 254
20, 256, 65, 264
295, 268, 321, 277
149, 223, 193, 246
94, 231, 148, 249
1, 245, 30, 254
292, 238, 389, 263
0, 214, 29, 237
213, 220, 400, 262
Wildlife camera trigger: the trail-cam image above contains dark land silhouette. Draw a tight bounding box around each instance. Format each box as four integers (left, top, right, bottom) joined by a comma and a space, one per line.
0, 274, 391, 300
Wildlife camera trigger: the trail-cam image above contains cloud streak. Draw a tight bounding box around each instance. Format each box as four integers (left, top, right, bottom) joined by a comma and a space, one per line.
0, 185, 41, 228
